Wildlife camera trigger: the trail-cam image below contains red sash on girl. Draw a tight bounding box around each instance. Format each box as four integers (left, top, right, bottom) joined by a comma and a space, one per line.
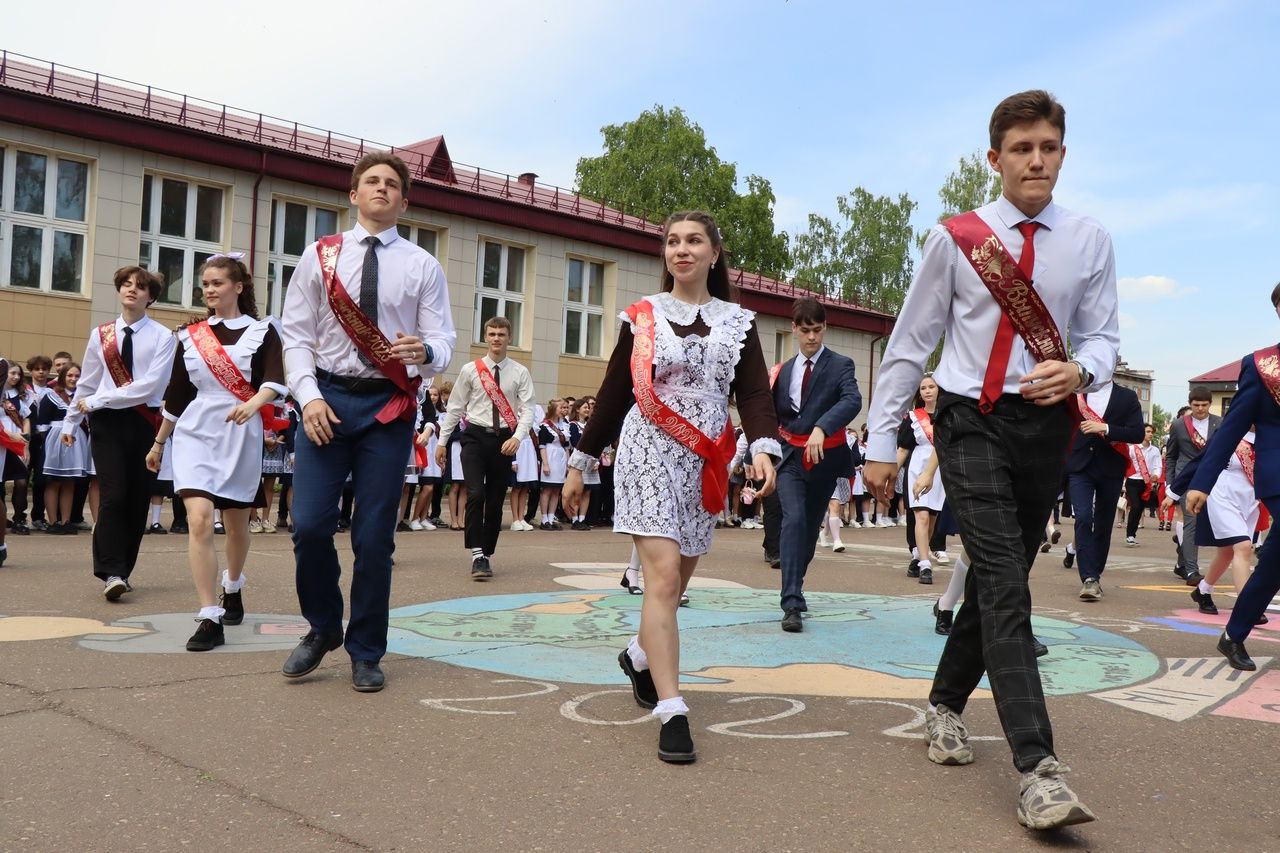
1129, 444, 1153, 499
943, 212, 1077, 418
187, 321, 290, 431
1236, 440, 1256, 487
1253, 345, 1280, 407
474, 359, 517, 430
1077, 396, 1130, 458
913, 407, 935, 445
315, 234, 419, 423
413, 439, 428, 470
0, 399, 24, 455
1182, 414, 1207, 450
97, 322, 162, 430
625, 298, 735, 514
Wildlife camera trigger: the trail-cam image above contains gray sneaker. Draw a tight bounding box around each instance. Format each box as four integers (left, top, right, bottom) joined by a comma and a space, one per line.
925, 704, 973, 765
1079, 579, 1102, 601
1017, 757, 1098, 830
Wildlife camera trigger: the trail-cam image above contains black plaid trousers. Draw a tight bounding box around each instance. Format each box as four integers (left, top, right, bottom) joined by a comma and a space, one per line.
928, 389, 1073, 772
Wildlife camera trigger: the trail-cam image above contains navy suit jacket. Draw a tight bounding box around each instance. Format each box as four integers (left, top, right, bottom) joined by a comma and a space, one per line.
772, 349, 862, 468
1065, 385, 1145, 478
1190, 351, 1280, 501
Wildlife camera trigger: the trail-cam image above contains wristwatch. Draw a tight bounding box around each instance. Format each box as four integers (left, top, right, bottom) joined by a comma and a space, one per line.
1069, 360, 1092, 391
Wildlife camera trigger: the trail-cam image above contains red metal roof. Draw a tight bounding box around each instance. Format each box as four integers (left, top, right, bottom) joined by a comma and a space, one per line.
0, 50, 894, 330
1189, 359, 1242, 384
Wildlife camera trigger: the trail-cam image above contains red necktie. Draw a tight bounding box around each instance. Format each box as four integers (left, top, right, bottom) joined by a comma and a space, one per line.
978, 220, 1040, 414
800, 358, 813, 407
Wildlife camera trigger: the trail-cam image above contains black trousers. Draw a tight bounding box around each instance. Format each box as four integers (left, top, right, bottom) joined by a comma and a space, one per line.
460, 425, 512, 556
29, 433, 47, 522
1124, 478, 1149, 538
89, 408, 155, 580
762, 489, 781, 559
928, 391, 1073, 772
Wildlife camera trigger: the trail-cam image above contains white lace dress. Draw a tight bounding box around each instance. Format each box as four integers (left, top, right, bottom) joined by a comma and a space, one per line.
611, 293, 780, 556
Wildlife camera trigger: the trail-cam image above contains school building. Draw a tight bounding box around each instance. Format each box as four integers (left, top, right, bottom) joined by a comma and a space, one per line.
0, 51, 895, 412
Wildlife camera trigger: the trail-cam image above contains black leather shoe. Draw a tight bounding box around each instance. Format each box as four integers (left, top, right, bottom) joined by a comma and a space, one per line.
1184, 571, 1204, 587
1191, 588, 1218, 615
220, 590, 245, 625
1032, 637, 1049, 657
1218, 631, 1256, 671
906, 558, 920, 578
781, 608, 804, 633
471, 555, 492, 580
1051, 529, 1062, 545
1257, 614, 1270, 626
1063, 551, 1075, 569
768, 557, 781, 569
619, 571, 643, 595
186, 619, 224, 652
169, 521, 188, 534
1039, 539, 1050, 553
919, 566, 933, 585
351, 660, 386, 692
933, 601, 953, 635
658, 714, 696, 763
617, 649, 657, 709
282, 631, 344, 677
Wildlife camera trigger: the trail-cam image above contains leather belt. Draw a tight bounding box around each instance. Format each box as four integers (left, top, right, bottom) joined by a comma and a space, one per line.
317, 368, 395, 395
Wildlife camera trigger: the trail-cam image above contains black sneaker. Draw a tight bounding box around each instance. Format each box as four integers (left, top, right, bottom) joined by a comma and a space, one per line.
1033, 637, 1049, 657
11, 522, 29, 535
933, 601, 953, 635
396, 521, 413, 532
1191, 588, 1218, 615
148, 523, 168, 535
221, 589, 245, 625
471, 555, 492, 580
658, 714, 696, 763
186, 619, 224, 652
1063, 550, 1075, 569
618, 649, 658, 709
907, 558, 920, 578
0, 546, 6, 567
919, 566, 933, 585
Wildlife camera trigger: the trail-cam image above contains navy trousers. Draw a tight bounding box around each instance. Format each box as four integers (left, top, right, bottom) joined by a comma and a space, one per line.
1066, 468, 1125, 583
1227, 494, 1280, 642
291, 378, 412, 662
777, 451, 841, 612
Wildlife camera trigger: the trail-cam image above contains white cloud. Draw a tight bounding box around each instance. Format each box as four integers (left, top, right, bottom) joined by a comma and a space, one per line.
1117, 275, 1197, 303
1118, 311, 1137, 330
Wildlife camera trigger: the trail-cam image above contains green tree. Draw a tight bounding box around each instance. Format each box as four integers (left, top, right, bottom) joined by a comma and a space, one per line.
918, 152, 1003, 250
790, 188, 917, 315
1151, 403, 1172, 439
575, 105, 789, 278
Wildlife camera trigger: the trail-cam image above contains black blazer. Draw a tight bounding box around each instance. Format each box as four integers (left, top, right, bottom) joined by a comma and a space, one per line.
1065, 385, 1145, 478
772, 348, 862, 468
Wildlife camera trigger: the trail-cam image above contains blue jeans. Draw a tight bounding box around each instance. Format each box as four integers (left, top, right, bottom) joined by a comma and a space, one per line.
1067, 469, 1124, 583
291, 379, 412, 662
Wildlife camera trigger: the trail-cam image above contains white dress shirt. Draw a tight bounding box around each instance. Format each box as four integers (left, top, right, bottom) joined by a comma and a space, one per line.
787, 346, 826, 412
281, 222, 457, 409
1081, 383, 1114, 435
64, 313, 176, 436
867, 195, 1119, 463
1128, 443, 1163, 480
437, 355, 536, 443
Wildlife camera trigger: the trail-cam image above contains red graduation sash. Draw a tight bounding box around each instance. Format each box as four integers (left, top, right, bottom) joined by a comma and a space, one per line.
768, 362, 783, 388
626, 298, 735, 514
474, 359, 517, 430
1236, 440, 1256, 487
912, 407, 935, 445
315, 234, 419, 424
778, 427, 845, 471
1129, 444, 1153, 499
0, 396, 24, 455
1182, 414, 1207, 450
1076, 396, 1130, 459
96, 322, 162, 430
187, 321, 289, 431
1253, 345, 1280, 407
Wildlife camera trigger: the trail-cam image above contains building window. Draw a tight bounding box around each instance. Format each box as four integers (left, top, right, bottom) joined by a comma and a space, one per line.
1222, 396, 1233, 414
774, 331, 788, 365
138, 174, 228, 307
396, 222, 440, 259
563, 257, 605, 357
475, 240, 526, 346
265, 199, 342, 317
0, 145, 91, 294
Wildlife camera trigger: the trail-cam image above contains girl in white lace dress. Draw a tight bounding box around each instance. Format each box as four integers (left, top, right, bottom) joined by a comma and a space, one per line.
564, 211, 779, 764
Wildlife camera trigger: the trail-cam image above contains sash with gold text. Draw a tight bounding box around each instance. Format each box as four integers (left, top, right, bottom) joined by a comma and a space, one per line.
315, 234, 419, 424
474, 359, 517, 430
1253, 345, 1280, 408
1129, 444, 1154, 499
96, 322, 161, 430
1236, 440, 1255, 487
187, 321, 289, 431
625, 298, 736, 514
1183, 415, 1207, 451
0, 393, 25, 456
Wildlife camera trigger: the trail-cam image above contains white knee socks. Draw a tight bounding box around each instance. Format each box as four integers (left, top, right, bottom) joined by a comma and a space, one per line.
939, 553, 968, 611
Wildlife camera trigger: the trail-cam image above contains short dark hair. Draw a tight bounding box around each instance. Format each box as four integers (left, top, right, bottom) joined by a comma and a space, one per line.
1188, 386, 1212, 403
989, 89, 1066, 151
351, 152, 412, 196
26, 355, 52, 371
484, 315, 512, 334
1176, 405, 1191, 418
792, 297, 826, 326
52, 351, 73, 362
1270, 281, 1280, 307
113, 265, 163, 305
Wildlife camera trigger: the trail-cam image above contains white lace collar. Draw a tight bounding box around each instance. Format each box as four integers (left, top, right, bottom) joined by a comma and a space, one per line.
207, 314, 253, 329
651, 291, 734, 326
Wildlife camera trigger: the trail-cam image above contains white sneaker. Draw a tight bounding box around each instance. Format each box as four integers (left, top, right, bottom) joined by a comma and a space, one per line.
933, 550, 950, 564
248, 519, 263, 534
409, 519, 424, 531
848, 520, 862, 529
897, 517, 908, 527
261, 519, 277, 534
832, 538, 846, 553
1125, 536, 1137, 546
818, 530, 831, 548
878, 519, 894, 528
103, 576, 129, 602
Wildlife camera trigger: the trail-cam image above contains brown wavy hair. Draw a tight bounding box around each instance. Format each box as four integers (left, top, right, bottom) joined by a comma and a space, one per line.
198, 256, 260, 320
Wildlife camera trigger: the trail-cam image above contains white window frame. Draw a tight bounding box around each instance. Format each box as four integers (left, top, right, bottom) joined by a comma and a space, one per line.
474, 239, 528, 347
265, 197, 343, 318
139, 172, 228, 307
562, 256, 606, 357
396, 221, 442, 261
0, 143, 92, 295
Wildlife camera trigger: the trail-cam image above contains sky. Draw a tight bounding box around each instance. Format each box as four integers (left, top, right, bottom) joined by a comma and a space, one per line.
7, 0, 1278, 414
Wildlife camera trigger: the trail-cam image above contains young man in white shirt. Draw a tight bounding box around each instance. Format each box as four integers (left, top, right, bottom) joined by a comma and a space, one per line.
863, 90, 1118, 831
65, 268, 176, 600
436, 316, 536, 579
280, 152, 456, 692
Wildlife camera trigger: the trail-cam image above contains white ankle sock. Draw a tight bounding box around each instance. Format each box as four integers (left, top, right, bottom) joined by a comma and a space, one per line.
471, 547, 484, 559
626, 635, 649, 671
221, 570, 245, 593
1066, 543, 1076, 555
150, 505, 162, 525
918, 559, 932, 572
1175, 521, 1184, 544
911, 546, 919, 559
939, 554, 968, 611
197, 605, 225, 623
653, 696, 689, 724
1199, 580, 1214, 595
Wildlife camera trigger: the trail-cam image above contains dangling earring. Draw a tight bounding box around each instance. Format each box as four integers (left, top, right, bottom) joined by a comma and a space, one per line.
711, 261, 716, 270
